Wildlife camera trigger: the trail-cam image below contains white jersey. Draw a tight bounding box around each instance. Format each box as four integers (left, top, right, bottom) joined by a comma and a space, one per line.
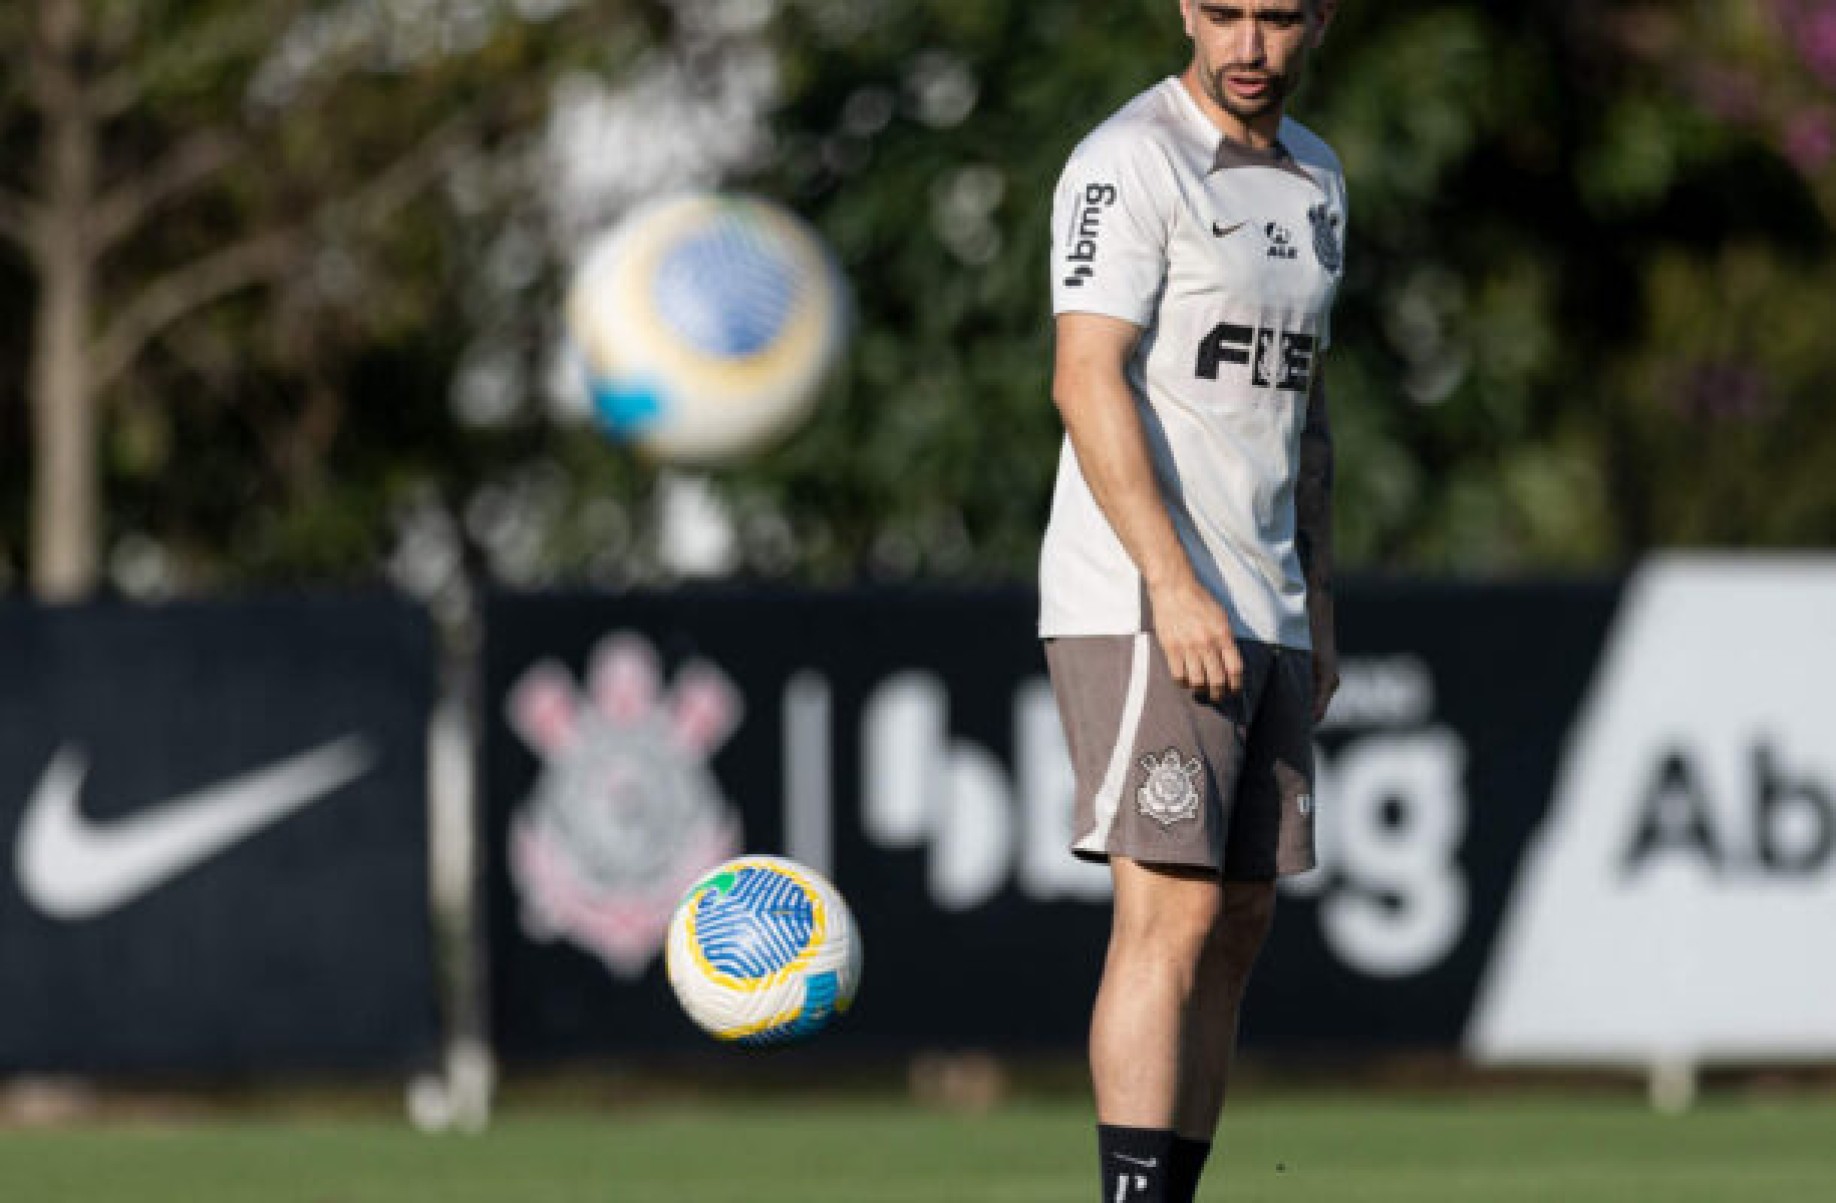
1040, 77, 1348, 649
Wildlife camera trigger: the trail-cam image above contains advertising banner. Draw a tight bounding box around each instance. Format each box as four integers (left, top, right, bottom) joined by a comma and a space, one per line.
1469, 558, 1836, 1067
483, 563, 1836, 1065
482, 589, 1088, 1060
0, 598, 438, 1074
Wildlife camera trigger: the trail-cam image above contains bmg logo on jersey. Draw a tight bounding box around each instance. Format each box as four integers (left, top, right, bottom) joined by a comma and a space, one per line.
1194, 321, 1318, 392
1062, 182, 1118, 288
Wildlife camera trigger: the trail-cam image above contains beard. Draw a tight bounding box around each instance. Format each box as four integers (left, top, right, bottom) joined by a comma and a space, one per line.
1200, 63, 1297, 125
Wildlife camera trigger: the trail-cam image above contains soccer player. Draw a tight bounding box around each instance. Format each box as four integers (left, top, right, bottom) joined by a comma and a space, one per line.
1040, 3, 1344, 1201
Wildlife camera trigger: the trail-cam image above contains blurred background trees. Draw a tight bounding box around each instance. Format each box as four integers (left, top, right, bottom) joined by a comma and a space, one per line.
0, 0, 674, 597
0, 0, 1831, 600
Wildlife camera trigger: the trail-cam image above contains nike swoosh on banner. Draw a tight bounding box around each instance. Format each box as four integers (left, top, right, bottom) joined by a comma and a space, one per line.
15, 736, 376, 921
1212, 221, 1246, 238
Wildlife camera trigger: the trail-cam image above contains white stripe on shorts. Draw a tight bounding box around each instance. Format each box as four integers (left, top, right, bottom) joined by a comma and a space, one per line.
1075, 632, 1152, 855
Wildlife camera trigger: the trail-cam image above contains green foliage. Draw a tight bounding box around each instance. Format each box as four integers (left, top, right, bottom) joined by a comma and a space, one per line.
719, 0, 1834, 581
0, 0, 668, 593
1, 0, 1831, 591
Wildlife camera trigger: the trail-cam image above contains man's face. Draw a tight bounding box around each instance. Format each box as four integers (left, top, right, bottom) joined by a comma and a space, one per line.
1181, 2, 1334, 126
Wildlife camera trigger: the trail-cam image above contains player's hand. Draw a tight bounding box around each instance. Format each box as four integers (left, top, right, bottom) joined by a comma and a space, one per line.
1310, 639, 1340, 724
1147, 577, 1242, 702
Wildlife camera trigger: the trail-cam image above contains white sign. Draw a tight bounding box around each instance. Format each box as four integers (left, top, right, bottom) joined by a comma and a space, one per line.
1469, 557, 1836, 1066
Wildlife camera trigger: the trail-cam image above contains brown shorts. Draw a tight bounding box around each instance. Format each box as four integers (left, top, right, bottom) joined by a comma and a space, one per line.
1045, 633, 1317, 880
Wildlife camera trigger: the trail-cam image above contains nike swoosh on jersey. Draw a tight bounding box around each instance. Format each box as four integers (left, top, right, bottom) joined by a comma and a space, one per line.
14, 736, 375, 920
1212, 220, 1247, 238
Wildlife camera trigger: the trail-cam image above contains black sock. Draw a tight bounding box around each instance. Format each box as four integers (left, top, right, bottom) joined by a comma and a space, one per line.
1168, 1136, 1213, 1203
1097, 1124, 1176, 1202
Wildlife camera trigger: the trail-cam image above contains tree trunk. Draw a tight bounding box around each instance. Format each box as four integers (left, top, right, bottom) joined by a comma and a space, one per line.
29, 0, 100, 601
30, 235, 97, 601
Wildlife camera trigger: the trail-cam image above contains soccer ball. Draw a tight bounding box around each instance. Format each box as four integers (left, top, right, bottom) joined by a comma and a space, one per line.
564, 192, 849, 465
665, 854, 862, 1046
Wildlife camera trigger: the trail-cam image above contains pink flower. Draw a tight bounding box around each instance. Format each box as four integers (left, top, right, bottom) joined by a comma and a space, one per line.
1788, 2, 1836, 84
1672, 361, 1771, 423
1782, 108, 1835, 173
1689, 66, 1764, 124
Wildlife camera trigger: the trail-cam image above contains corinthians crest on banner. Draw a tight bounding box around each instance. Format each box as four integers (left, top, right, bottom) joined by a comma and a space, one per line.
505, 632, 743, 980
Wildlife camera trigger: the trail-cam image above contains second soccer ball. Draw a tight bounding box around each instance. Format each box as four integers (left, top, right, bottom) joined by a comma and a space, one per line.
565, 193, 849, 466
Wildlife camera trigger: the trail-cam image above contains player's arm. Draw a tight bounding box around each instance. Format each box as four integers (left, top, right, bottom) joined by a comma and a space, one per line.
1053, 312, 1242, 700
1296, 372, 1339, 721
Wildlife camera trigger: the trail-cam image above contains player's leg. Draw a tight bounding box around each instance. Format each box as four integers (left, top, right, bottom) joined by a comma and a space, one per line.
1091, 856, 1223, 1129
1091, 857, 1223, 1202
1174, 880, 1277, 1134
1047, 633, 1243, 1202
1169, 644, 1319, 1201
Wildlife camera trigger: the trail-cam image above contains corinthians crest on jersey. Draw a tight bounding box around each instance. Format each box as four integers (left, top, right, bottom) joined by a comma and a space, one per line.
1308, 202, 1343, 273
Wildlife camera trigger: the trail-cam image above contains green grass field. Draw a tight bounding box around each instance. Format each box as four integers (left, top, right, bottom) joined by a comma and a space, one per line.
4, 1095, 1834, 1203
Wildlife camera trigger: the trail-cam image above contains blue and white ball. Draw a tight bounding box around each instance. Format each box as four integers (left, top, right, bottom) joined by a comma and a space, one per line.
565, 193, 849, 465
665, 855, 862, 1046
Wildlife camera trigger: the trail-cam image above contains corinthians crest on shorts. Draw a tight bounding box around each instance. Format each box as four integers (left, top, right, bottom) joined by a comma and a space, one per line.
505, 632, 743, 980
1137, 748, 1204, 825
1308, 202, 1343, 273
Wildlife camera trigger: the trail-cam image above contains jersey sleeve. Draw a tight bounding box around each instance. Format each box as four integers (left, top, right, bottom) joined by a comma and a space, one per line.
1049, 133, 1173, 326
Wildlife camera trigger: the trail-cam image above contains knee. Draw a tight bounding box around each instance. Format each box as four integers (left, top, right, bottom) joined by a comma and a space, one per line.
1109, 870, 1222, 967
1211, 882, 1277, 963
